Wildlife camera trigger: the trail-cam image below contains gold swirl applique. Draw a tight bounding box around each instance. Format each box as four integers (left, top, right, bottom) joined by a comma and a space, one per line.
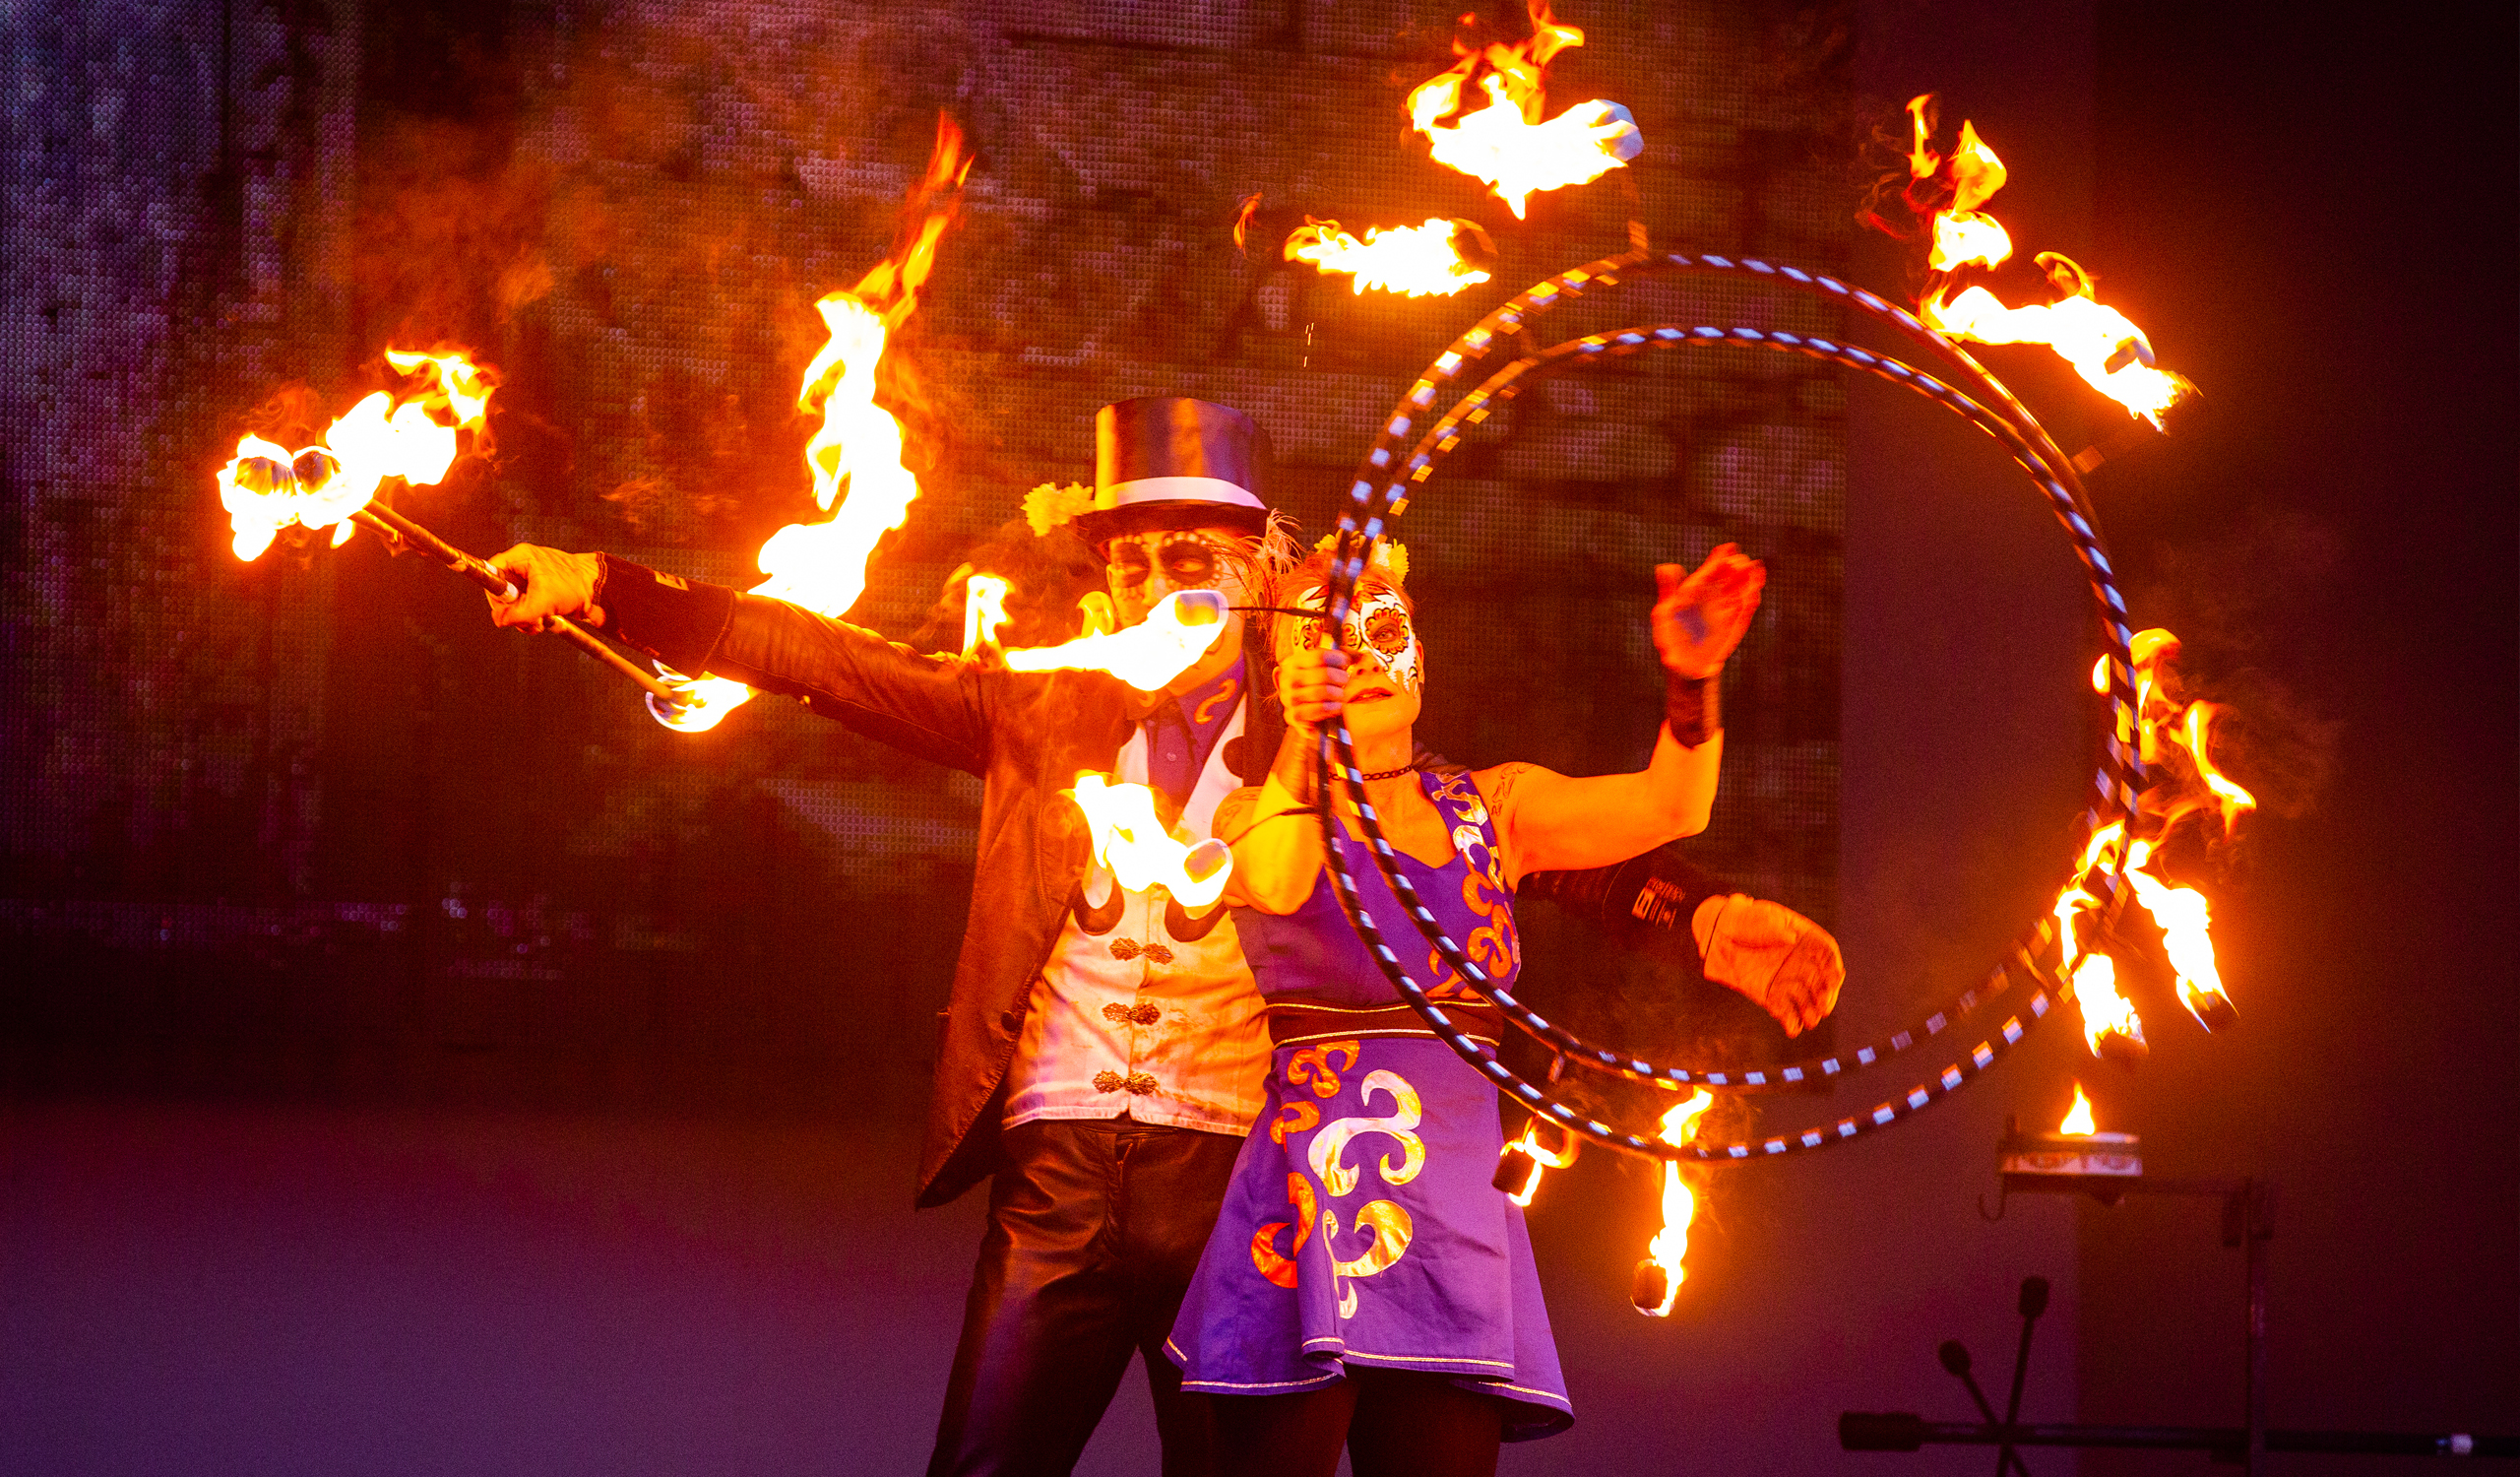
1325, 1201, 1415, 1318
1192, 676, 1240, 728
1307, 1069, 1426, 1198
1249, 1172, 1319, 1289
1284, 1040, 1359, 1099
1269, 1100, 1321, 1145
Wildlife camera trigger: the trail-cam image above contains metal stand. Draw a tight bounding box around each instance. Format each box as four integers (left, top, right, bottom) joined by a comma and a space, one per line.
1846, 1176, 2516, 1467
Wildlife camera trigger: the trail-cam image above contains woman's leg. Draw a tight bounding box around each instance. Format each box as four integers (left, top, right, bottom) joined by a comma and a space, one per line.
1211, 1379, 1356, 1477
1345, 1368, 1505, 1477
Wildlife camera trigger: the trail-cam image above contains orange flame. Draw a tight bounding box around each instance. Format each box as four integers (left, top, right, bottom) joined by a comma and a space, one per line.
217, 353, 495, 561
1285, 218, 1492, 297
2072, 626, 2256, 1043
2121, 628, 2254, 839
2181, 703, 2257, 836
1638, 1087, 1716, 1316
1406, 1, 1642, 220
1904, 96, 2195, 426
2125, 838, 2234, 1030
1232, 191, 1264, 253
1503, 1118, 1577, 1208
2054, 820, 2145, 1057
1068, 773, 1234, 908
653, 117, 970, 730
2058, 1081, 2098, 1135
1003, 590, 1230, 691
963, 574, 1012, 657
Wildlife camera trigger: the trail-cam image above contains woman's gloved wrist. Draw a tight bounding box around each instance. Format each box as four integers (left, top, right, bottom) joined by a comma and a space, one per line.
1665, 665, 1721, 747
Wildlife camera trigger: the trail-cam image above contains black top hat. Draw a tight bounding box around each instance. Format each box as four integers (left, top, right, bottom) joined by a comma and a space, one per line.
1073, 397, 1273, 547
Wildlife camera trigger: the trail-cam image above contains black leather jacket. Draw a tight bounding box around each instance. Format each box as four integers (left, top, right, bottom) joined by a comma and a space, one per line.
595, 555, 1274, 1206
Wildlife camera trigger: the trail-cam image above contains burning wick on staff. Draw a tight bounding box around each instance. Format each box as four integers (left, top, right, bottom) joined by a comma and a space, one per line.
216, 350, 496, 561
649, 114, 971, 734
1405, 0, 1643, 220
1067, 773, 1233, 907
1003, 589, 1230, 691
1633, 1088, 1715, 1316
214, 366, 686, 711
1284, 217, 1492, 298
1892, 93, 2198, 427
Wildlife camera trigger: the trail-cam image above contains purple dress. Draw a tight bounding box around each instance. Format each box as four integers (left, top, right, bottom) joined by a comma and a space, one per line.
1165, 770, 1572, 1440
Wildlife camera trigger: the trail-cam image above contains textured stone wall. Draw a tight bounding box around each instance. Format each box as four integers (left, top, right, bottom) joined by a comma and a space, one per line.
2, 0, 1854, 1103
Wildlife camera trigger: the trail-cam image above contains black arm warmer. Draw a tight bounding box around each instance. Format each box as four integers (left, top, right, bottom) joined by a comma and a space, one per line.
592, 555, 737, 674
1519, 842, 1729, 957
1665, 669, 1720, 747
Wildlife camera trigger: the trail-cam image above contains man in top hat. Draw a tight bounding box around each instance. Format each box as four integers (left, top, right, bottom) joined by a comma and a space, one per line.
486, 396, 1290, 1476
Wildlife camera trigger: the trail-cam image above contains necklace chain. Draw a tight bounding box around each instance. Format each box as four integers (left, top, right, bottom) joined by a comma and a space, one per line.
1356, 763, 1418, 783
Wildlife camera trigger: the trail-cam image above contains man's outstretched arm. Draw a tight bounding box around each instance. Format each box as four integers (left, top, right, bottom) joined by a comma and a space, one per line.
487, 546, 994, 774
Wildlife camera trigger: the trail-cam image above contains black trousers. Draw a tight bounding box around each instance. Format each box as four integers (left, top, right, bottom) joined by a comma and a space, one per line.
927, 1117, 1244, 1477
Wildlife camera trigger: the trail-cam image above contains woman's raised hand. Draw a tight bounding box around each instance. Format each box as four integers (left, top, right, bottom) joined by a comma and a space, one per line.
1276, 643, 1350, 732
484, 545, 602, 634
1652, 544, 1766, 678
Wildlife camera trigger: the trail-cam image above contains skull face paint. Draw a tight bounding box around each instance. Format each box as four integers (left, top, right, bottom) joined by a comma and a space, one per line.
1351, 589, 1423, 694
1104, 529, 1259, 626
1288, 583, 1423, 696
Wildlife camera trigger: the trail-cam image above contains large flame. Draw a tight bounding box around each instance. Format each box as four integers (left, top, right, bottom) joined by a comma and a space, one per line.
1003, 589, 1230, 691
1903, 96, 2195, 426
2124, 838, 2233, 1031
652, 116, 970, 730
1405, 1, 1642, 220
2058, 1081, 2098, 1135
2065, 626, 2258, 1047
1068, 773, 1233, 908
962, 573, 1012, 657
1285, 218, 1491, 298
217, 352, 495, 561
1638, 1088, 1716, 1317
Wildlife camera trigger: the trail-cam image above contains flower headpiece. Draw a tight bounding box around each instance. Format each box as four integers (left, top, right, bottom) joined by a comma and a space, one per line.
1023, 482, 1102, 538
1312, 532, 1410, 586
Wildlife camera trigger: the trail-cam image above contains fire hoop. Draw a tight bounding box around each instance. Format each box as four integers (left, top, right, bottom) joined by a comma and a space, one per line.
1312, 249, 2145, 1162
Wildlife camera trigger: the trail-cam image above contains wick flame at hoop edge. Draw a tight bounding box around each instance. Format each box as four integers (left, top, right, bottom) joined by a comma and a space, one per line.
1902, 94, 2196, 426
1502, 1117, 1577, 1208
1638, 1088, 1715, 1317
1285, 218, 1490, 298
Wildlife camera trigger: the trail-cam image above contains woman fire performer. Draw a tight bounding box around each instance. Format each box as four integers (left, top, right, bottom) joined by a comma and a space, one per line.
1165, 539, 1773, 1471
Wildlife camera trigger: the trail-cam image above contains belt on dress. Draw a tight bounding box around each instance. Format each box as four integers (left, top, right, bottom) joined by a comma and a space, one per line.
1265, 996, 1503, 1048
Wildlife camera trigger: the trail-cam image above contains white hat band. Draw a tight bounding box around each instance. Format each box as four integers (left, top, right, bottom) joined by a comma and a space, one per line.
1104, 476, 1266, 510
